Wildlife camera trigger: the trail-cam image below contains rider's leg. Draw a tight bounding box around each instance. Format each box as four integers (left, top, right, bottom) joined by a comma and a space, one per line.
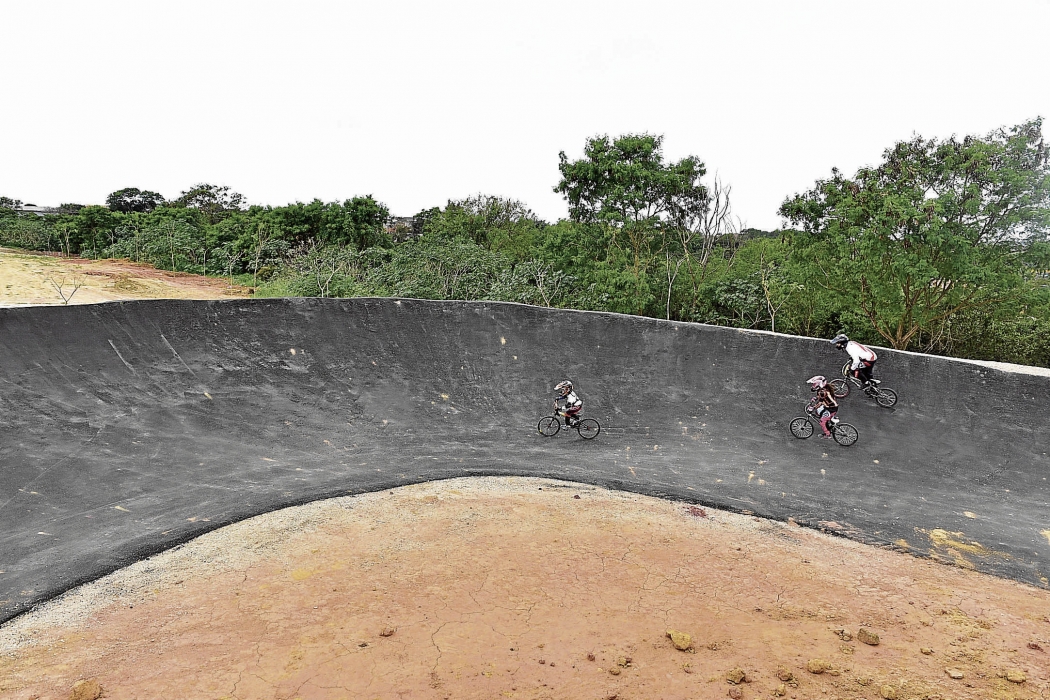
818, 409, 834, 437
859, 362, 875, 386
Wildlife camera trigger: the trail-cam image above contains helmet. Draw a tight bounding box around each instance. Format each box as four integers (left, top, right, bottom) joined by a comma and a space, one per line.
807, 375, 827, 391
554, 380, 573, 395
830, 334, 849, 349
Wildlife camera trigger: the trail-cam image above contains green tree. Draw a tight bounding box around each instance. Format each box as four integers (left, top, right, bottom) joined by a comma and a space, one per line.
425, 195, 546, 260
555, 134, 709, 314
780, 119, 1050, 350
175, 183, 245, 224
106, 188, 166, 213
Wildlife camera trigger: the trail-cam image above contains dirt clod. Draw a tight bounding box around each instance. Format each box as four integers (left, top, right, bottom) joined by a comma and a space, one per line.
945, 667, 965, 679
1003, 668, 1026, 683
857, 628, 880, 645
666, 629, 693, 651
725, 667, 746, 684
880, 684, 898, 699
807, 658, 831, 674
69, 679, 103, 700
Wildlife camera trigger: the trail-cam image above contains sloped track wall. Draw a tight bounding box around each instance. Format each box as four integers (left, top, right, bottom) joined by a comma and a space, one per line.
1, 298, 1047, 623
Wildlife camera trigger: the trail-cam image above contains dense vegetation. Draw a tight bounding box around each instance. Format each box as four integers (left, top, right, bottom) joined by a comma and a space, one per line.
3, 121, 1049, 367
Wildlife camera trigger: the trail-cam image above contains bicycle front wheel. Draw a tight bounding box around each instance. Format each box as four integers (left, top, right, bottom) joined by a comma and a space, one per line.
576, 418, 601, 440
875, 388, 897, 408
538, 416, 561, 437
830, 378, 850, 398
789, 417, 814, 439
833, 422, 859, 446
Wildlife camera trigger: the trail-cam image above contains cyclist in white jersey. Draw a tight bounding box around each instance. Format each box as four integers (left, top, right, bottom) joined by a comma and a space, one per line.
553, 380, 583, 427
831, 334, 878, 386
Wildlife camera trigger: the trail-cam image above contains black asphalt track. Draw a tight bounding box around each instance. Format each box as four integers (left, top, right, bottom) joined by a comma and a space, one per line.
1, 298, 1048, 624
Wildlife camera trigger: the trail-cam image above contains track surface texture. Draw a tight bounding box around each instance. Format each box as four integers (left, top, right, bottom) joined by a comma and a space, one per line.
1, 298, 1048, 623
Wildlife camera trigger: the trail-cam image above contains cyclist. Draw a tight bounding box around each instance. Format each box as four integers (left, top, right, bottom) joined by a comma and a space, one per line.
831, 334, 878, 389
553, 380, 583, 427
807, 375, 839, 439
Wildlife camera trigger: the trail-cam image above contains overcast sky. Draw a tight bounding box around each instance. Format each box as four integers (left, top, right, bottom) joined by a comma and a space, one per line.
3, 0, 1048, 229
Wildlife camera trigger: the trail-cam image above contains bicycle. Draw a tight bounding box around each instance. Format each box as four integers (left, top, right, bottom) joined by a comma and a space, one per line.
789, 401, 859, 446
537, 414, 601, 440
830, 361, 898, 407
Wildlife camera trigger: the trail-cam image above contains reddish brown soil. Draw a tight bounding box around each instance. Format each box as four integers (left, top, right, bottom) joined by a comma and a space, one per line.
2, 478, 1047, 700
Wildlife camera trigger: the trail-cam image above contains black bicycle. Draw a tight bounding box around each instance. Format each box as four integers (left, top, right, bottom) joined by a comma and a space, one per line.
830, 361, 898, 407
538, 414, 601, 440
789, 402, 859, 446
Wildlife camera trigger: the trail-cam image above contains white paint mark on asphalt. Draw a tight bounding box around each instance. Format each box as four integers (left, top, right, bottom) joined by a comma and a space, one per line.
107, 340, 135, 373
160, 334, 197, 376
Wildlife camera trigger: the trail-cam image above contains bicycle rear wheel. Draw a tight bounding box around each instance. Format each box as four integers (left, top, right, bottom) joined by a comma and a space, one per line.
830, 378, 850, 398
789, 417, 814, 439
875, 388, 897, 407
832, 422, 859, 446
537, 416, 561, 437
576, 418, 600, 440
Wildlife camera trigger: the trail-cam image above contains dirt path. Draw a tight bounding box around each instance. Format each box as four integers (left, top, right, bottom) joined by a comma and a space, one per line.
0, 249, 249, 306
1, 478, 1048, 700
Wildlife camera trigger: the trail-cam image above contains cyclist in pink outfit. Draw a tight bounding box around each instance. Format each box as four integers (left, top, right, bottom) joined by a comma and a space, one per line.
807, 375, 839, 438
831, 334, 878, 387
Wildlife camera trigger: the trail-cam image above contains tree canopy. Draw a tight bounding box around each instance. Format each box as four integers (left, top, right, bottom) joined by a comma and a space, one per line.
780, 118, 1050, 349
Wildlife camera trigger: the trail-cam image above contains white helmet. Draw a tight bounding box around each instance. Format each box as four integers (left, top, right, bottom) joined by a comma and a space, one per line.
807, 375, 827, 391
554, 380, 573, 395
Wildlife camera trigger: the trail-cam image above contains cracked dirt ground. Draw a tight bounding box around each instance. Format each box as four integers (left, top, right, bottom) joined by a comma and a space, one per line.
1, 477, 1048, 700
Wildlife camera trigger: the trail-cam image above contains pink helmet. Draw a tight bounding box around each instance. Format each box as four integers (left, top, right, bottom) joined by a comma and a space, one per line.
807, 375, 827, 391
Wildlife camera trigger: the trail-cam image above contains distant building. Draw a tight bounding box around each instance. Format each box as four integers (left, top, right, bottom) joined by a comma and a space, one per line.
17, 205, 63, 216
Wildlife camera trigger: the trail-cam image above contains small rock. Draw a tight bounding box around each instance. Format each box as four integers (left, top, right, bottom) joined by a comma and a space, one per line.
666, 629, 694, 651
608, 666, 621, 676
1004, 668, 1027, 684
728, 687, 743, 699
379, 627, 395, 637
70, 679, 103, 700
726, 668, 746, 684
538, 659, 546, 665
945, 667, 965, 679
587, 653, 595, 661
880, 685, 898, 699
807, 658, 831, 674
776, 666, 794, 682
617, 656, 632, 667
550, 662, 556, 667
1028, 641, 1043, 651
920, 647, 934, 655
833, 628, 853, 641
857, 628, 880, 646
772, 683, 787, 696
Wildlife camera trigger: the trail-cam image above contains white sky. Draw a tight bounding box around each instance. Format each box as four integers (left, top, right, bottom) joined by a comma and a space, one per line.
2, 0, 1049, 230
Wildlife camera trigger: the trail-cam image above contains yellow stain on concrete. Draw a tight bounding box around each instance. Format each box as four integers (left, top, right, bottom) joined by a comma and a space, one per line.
1040, 530, 1050, 546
